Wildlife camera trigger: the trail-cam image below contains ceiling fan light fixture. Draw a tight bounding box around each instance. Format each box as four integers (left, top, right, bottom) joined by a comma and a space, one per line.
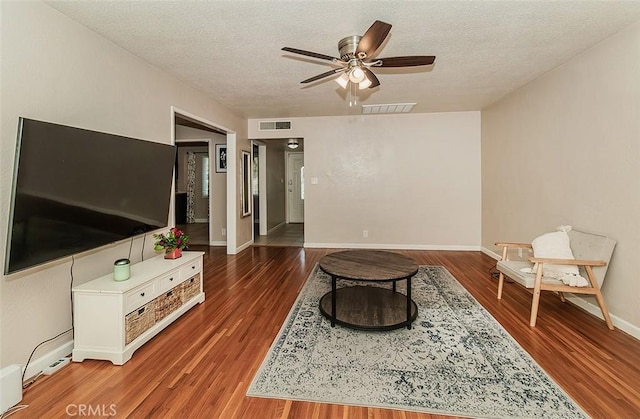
284, 20, 436, 92
358, 77, 372, 89
287, 138, 299, 149
348, 67, 366, 83
335, 72, 349, 89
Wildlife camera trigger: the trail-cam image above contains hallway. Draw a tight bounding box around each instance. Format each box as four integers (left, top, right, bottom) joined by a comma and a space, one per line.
176, 222, 209, 245
253, 223, 304, 247
177, 222, 304, 247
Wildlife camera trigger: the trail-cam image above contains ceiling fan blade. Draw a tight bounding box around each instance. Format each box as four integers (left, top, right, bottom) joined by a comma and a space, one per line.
362, 68, 380, 88
356, 20, 392, 59
282, 47, 340, 62
301, 68, 344, 84
375, 56, 436, 67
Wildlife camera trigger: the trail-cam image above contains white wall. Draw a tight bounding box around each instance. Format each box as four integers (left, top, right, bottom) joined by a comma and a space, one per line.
0, 2, 246, 368
250, 112, 481, 249
482, 21, 640, 329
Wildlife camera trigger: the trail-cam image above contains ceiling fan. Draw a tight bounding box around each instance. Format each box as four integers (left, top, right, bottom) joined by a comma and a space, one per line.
282, 20, 436, 90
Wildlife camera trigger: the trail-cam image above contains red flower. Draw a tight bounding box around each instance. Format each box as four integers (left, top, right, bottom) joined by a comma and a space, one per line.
153, 228, 189, 252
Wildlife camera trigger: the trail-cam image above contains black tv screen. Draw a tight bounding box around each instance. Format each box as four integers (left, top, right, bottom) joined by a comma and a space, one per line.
4, 118, 176, 274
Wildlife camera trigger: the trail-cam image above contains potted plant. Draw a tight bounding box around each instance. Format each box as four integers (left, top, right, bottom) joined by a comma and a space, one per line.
153, 227, 190, 259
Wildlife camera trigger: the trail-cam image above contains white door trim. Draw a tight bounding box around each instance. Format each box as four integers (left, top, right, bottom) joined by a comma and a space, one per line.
286, 151, 304, 224
170, 106, 237, 254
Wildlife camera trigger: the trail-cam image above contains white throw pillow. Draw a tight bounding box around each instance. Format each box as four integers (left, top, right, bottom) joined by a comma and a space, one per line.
531, 230, 580, 277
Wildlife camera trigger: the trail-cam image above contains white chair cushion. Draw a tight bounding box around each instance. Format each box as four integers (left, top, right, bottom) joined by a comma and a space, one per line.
497, 260, 563, 289
532, 230, 579, 276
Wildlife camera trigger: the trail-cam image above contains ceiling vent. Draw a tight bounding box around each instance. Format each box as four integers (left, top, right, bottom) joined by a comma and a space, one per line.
259, 120, 292, 131
362, 103, 416, 114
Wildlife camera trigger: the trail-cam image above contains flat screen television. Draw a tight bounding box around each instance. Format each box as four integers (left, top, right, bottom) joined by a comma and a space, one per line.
4, 117, 176, 275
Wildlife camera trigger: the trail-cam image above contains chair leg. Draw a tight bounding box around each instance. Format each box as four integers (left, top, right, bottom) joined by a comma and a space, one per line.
530, 266, 544, 327
586, 266, 614, 330
594, 290, 614, 330
497, 272, 505, 299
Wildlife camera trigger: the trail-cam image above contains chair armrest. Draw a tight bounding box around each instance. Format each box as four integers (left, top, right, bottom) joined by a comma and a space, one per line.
529, 257, 607, 267
495, 242, 532, 249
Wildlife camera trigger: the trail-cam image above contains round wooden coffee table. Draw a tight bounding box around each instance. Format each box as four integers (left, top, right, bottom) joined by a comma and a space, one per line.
318, 250, 419, 330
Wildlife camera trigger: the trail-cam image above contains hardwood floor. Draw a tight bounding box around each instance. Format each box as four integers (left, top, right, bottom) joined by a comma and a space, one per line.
253, 223, 304, 247
14, 247, 640, 418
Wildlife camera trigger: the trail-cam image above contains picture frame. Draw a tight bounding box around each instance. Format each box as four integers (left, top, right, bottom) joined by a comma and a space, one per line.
215, 144, 227, 173
241, 150, 252, 217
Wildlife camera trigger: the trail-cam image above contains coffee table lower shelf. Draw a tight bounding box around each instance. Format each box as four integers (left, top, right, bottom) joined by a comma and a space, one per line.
319, 285, 418, 331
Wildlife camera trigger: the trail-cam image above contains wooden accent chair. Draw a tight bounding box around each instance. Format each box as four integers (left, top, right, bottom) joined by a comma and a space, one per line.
495, 229, 616, 329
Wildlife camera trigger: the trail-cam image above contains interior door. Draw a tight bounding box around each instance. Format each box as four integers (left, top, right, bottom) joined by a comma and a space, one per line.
287, 152, 304, 223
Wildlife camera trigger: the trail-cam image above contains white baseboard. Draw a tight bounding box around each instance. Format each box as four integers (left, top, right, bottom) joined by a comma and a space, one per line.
24, 340, 74, 381
194, 218, 208, 223
481, 247, 639, 340
481, 246, 501, 260
565, 295, 640, 340
208, 240, 226, 246
304, 242, 481, 251
233, 240, 253, 254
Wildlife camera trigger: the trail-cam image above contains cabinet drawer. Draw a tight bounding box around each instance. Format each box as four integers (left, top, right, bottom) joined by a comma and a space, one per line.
180, 259, 202, 281
181, 276, 200, 303
125, 282, 156, 313
155, 287, 183, 322
157, 270, 181, 294
125, 300, 156, 345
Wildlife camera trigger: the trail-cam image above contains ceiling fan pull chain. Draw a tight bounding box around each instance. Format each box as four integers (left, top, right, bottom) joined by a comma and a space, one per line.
349, 82, 357, 107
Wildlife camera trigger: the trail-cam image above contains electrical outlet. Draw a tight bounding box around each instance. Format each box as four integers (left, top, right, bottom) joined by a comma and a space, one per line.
518, 248, 523, 258
362, 230, 368, 238
221, 228, 226, 236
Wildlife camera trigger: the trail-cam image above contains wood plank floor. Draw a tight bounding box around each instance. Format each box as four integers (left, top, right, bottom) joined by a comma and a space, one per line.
14, 247, 640, 418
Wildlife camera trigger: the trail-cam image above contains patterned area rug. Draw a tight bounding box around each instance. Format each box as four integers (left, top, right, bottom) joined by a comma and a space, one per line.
247, 265, 586, 418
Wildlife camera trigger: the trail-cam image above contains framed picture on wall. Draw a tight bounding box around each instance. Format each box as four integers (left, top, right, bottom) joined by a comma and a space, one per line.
215, 144, 227, 173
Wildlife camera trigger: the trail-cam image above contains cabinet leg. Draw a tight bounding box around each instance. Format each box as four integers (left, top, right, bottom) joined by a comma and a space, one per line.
331, 276, 336, 327
407, 277, 412, 330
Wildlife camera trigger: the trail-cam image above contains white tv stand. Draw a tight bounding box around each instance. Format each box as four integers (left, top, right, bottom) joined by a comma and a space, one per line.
72, 251, 205, 365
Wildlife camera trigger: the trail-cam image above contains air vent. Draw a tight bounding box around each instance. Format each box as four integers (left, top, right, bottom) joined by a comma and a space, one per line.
259, 120, 292, 131
362, 103, 416, 114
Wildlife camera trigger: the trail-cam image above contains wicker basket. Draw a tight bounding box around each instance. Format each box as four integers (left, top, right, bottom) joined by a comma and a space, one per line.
155, 287, 183, 321
181, 276, 200, 303
125, 300, 156, 345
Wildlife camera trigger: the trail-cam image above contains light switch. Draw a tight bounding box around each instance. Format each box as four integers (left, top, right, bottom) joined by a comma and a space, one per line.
311, 177, 319, 185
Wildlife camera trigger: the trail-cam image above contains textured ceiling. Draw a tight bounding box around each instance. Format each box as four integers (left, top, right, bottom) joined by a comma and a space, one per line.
47, 1, 640, 119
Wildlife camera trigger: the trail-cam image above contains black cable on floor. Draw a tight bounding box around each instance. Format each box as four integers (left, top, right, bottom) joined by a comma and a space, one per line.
23, 256, 76, 390
21, 329, 72, 388
490, 264, 513, 283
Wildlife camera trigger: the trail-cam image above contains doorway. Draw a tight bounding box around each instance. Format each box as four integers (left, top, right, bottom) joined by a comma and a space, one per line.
251, 139, 304, 247
172, 108, 233, 251
174, 143, 209, 245
287, 152, 304, 224
252, 143, 260, 238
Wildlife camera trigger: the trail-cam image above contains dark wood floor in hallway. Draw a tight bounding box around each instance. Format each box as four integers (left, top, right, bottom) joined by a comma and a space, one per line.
253, 223, 304, 247
14, 247, 640, 418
